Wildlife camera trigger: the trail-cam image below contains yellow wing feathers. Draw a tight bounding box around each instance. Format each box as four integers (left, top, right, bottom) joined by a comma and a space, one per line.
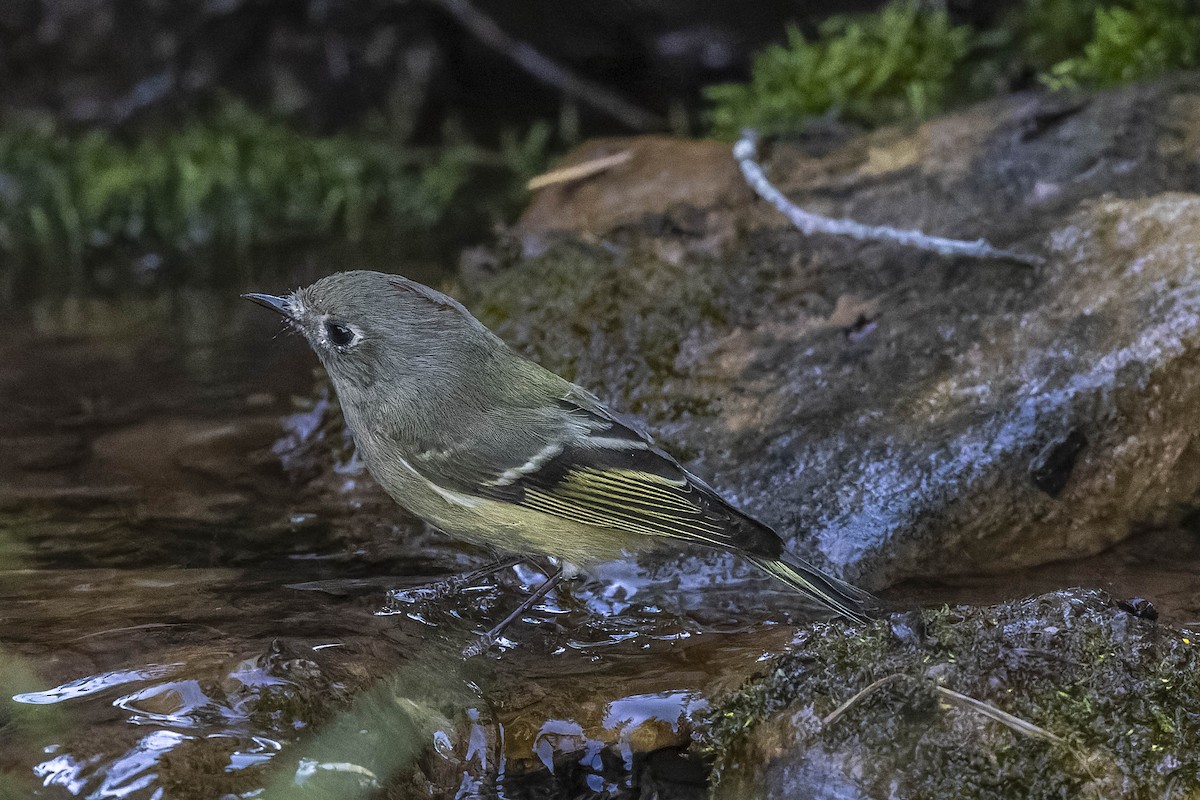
746, 554, 875, 624
521, 467, 733, 546
520, 467, 877, 623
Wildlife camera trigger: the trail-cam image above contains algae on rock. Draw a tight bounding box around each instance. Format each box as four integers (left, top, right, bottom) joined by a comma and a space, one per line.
704, 590, 1200, 799
469, 240, 734, 424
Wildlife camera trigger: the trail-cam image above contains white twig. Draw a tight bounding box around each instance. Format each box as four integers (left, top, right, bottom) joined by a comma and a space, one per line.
734, 130, 1044, 267
821, 675, 1065, 747
822, 673, 906, 726
934, 686, 1065, 745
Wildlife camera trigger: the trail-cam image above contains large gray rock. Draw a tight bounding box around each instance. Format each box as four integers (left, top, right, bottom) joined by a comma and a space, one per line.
476, 75, 1200, 588
770, 190, 1200, 586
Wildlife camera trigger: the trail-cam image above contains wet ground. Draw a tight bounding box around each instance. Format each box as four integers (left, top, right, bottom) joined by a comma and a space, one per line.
2, 286, 1198, 799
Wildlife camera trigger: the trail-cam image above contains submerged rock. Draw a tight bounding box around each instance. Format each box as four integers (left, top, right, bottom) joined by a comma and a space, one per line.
701, 590, 1200, 799
472, 74, 1200, 588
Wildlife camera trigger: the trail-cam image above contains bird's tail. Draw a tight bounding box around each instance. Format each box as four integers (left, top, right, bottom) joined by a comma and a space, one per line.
745, 551, 880, 625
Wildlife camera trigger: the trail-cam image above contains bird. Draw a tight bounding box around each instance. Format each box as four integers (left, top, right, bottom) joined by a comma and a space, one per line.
244, 270, 877, 648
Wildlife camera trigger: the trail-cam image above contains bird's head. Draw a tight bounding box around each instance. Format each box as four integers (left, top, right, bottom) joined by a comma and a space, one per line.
244, 270, 496, 414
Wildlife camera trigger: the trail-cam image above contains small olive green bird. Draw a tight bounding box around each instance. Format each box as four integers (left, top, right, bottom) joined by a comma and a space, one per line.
245, 270, 877, 624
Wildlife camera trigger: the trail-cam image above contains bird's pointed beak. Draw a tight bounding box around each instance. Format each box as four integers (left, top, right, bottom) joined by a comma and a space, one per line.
242, 293, 293, 318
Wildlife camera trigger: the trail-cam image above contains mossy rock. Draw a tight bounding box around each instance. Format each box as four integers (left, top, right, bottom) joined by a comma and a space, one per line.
704, 589, 1200, 799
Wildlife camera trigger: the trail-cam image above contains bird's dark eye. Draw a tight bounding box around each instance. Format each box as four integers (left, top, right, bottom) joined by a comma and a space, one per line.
325, 321, 356, 347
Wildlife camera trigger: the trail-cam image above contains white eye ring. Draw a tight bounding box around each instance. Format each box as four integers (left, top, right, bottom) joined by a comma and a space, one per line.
323, 319, 362, 348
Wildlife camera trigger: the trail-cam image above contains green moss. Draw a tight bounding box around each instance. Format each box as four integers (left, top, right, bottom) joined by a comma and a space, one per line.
1006, 0, 1108, 74
0, 103, 549, 290
468, 240, 729, 421
705, 0, 1200, 138
705, 2, 972, 137
703, 591, 1200, 799
1043, 0, 1200, 88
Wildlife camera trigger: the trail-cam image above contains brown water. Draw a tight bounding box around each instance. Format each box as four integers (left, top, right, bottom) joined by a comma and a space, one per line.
2, 291, 1198, 799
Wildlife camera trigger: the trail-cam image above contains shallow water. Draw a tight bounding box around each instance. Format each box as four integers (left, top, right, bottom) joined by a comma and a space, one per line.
2, 291, 1198, 799
0, 292, 799, 799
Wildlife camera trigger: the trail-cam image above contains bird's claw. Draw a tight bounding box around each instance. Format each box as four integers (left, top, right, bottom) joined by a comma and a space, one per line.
392, 577, 467, 605
389, 556, 524, 608
462, 635, 495, 659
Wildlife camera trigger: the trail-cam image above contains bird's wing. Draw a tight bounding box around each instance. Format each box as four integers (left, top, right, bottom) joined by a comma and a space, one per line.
406, 389, 782, 557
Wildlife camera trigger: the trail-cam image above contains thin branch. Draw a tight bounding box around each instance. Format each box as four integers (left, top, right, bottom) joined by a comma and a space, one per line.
822, 673, 907, 726
822, 676, 1064, 747
734, 130, 1045, 267
527, 151, 632, 191
425, 0, 664, 131
934, 686, 1065, 745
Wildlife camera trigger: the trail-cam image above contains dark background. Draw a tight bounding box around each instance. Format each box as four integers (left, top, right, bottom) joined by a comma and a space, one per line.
0, 0, 1011, 137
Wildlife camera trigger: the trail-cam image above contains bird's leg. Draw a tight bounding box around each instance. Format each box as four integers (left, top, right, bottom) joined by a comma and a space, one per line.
393, 555, 523, 604
462, 564, 565, 658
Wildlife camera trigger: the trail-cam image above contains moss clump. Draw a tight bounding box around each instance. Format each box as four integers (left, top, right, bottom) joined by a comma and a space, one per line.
1043, 0, 1200, 88
705, 2, 972, 137
703, 590, 1200, 799
0, 104, 549, 288
706, 0, 1200, 138
467, 240, 731, 422
1005, 0, 1108, 75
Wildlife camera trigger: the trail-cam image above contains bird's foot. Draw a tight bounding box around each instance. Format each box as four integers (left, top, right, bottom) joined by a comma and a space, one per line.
462, 564, 565, 658
461, 635, 496, 659
390, 556, 522, 605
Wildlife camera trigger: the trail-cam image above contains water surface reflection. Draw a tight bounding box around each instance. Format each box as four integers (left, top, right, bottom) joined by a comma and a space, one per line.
0, 295, 797, 798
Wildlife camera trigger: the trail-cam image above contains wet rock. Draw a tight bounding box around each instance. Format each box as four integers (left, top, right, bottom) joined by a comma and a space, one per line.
476, 75, 1200, 587
702, 590, 1200, 799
